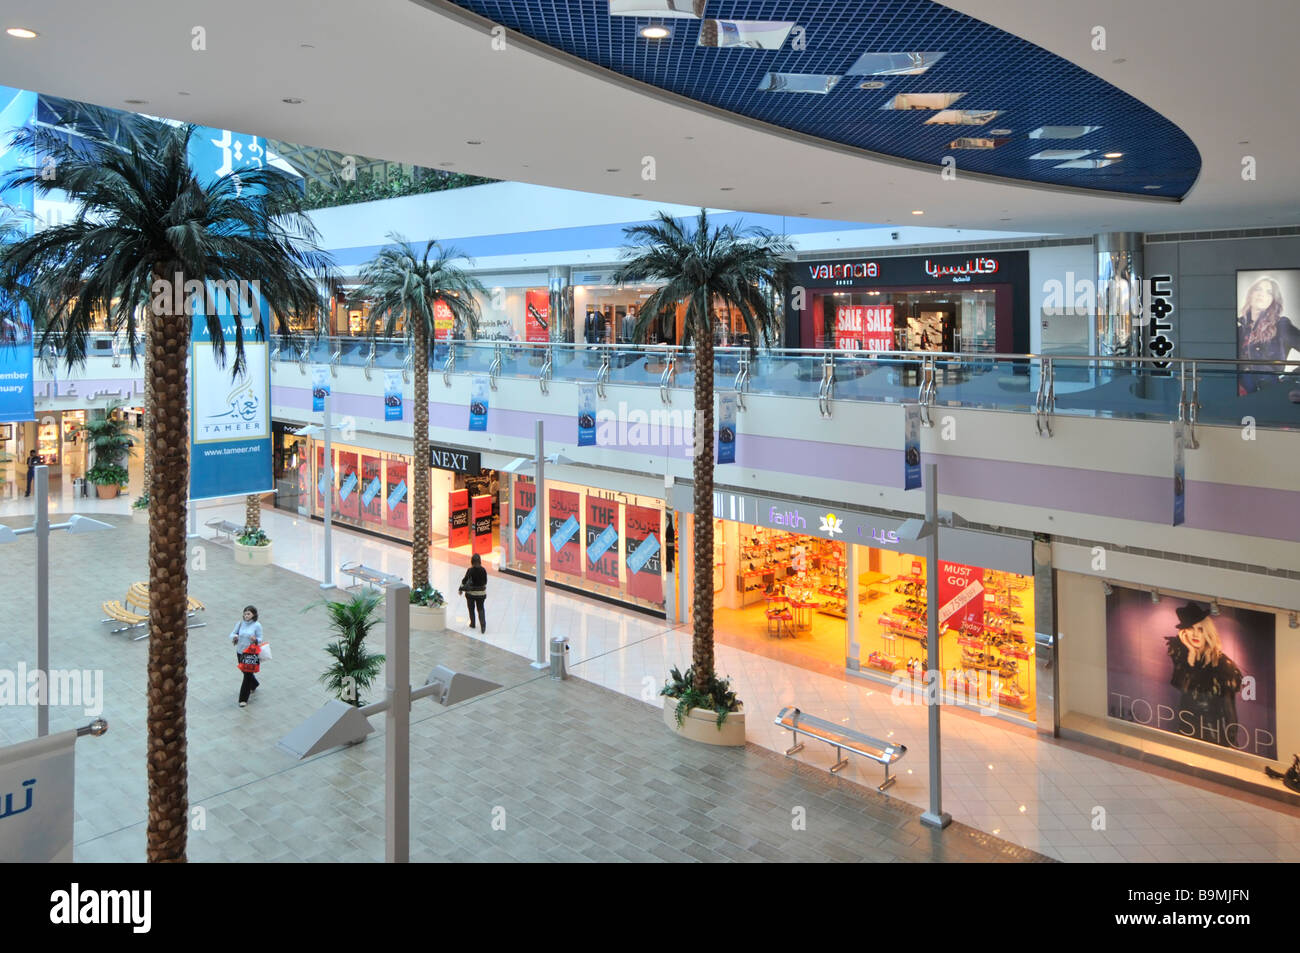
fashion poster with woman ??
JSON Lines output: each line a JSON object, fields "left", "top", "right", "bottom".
{"left": 1105, "top": 585, "right": 1277, "bottom": 760}
{"left": 1236, "top": 270, "right": 1300, "bottom": 395}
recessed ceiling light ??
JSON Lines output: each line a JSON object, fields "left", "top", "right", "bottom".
{"left": 1238, "top": 140, "right": 1250, "bottom": 145}
{"left": 5, "top": 27, "right": 38, "bottom": 39}
{"left": 281, "top": 97, "right": 304, "bottom": 104}
{"left": 466, "top": 140, "right": 482, "bottom": 145}
{"left": 1103, "top": 151, "right": 1124, "bottom": 159}
{"left": 631, "top": 192, "right": 643, "bottom": 197}
{"left": 299, "top": 43, "right": 315, "bottom": 49}
{"left": 124, "top": 99, "right": 149, "bottom": 105}
{"left": 440, "top": 161, "right": 455, "bottom": 166}
{"left": 911, "top": 210, "right": 924, "bottom": 215}
{"left": 988, "top": 128, "right": 1012, "bottom": 136}
{"left": 1113, "top": 57, "right": 1126, "bottom": 63}
{"left": 819, "top": 201, "right": 832, "bottom": 205}
{"left": 999, "top": 217, "right": 1012, "bottom": 221}
{"left": 1143, "top": 184, "right": 1161, "bottom": 190}
{"left": 605, "top": 168, "right": 620, "bottom": 172}
{"left": 684, "top": 135, "right": 695, "bottom": 140}
{"left": 640, "top": 25, "right": 671, "bottom": 39}
{"left": 1055, "top": 158, "right": 1118, "bottom": 169}
{"left": 177, "top": 91, "right": 191, "bottom": 96}
{"left": 857, "top": 80, "right": 887, "bottom": 90}
{"left": 720, "top": 187, "right": 734, "bottom": 191}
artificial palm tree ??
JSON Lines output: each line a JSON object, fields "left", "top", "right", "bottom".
{"left": 0, "top": 109, "right": 332, "bottom": 862}
{"left": 352, "top": 234, "right": 484, "bottom": 590}
{"left": 314, "top": 589, "right": 387, "bottom": 707}
{"left": 612, "top": 209, "right": 791, "bottom": 696}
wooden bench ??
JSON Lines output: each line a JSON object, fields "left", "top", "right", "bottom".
{"left": 101, "top": 600, "right": 148, "bottom": 636}
{"left": 205, "top": 518, "right": 244, "bottom": 544}
{"left": 774, "top": 706, "right": 907, "bottom": 792}
{"left": 112, "top": 583, "right": 207, "bottom": 640}
{"left": 339, "top": 562, "right": 402, "bottom": 591}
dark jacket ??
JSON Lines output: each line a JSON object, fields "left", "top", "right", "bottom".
{"left": 1238, "top": 313, "right": 1300, "bottom": 393}
{"left": 1165, "top": 636, "right": 1242, "bottom": 747}
{"left": 460, "top": 565, "right": 488, "bottom": 597}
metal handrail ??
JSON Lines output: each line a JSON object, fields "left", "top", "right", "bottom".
{"left": 363, "top": 340, "right": 377, "bottom": 381}
{"left": 1035, "top": 358, "right": 1055, "bottom": 438}
{"left": 659, "top": 348, "right": 677, "bottom": 404}
{"left": 734, "top": 353, "right": 751, "bottom": 411}
{"left": 489, "top": 344, "right": 502, "bottom": 391}
{"left": 329, "top": 342, "right": 342, "bottom": 377}
{"left": 817, "top": 353, "right": 835, "bottom": 418}
{"left": 401, "top": 347, "right": 412, "bottom": 384}
{"left": 596, "top": 346, "right": 611, "bottom": 399}
{"left": 442, "top": 345, "right": 456, "bottom": 387}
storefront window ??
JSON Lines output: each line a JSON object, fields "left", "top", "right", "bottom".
{"left": 815, "top": 289, "right": 997, "bottom": 352}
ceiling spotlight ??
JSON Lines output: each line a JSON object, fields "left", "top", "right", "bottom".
{"left": 1143, "top": 184, "right": 1161, "bottom": 190}
{"left": 1209, "top": 600, "right": 1221, "bottom": 617}
{"left": 177, "top": 91, "right": 191, "bottom": 96}
{"left": 858, "top": 80, "right": 887, "bottom": 90}
{"left": 1102, "top": 581, "right": 1113, "bottom": 596}
{"left": 124, "top": 99, "right": 149, "bottom": 105}
{"left": 911, "top": 210, "right": 924, "bottom": 215}
{"left": 281, "top": 97, "right": 304, "bottom": 104}
{"left": 466, "top": 140, "right": 482, "bottom": 145}
{"left": 820, "top": 200, "right": 832, "bottom": 205}
{"left": 5, "top": 27, "right": 38, "bottom": 39}
{"left": 988, "top": 128, "right": 1012, "bottom": 136}
{"left": 1103, "top": 151, "right": 1124, "bottom": 159}
{"left": 1290, "top": 612, "right": 1299, "bottom": 629}
{"left": 640, "top": 25, "right": 671, "bottom": 39}
{"left": 720, "top": 186, "right": 734, "bottom": 191}
{"left": 605, "top": 168, "right": 620, "bottom": 172}
{"left": 1150, "top": 589, "right": 1161, "bottom": 604}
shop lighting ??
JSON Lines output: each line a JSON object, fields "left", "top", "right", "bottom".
{"left": 911, "top": 210, "right": 924, "bottom": 215}
{"left": 1150, "top": 589, "right": 1161, "bottom": 603}
{"left": 1101, "top": 581, "right": 1113, "bottom": 596}
{"left": 640, "top": 25, "right": 671, "bottom": 39}
{"left": 5, "top": 27, "right": 38, "bottom": 38}
{"left": 1103, "top": 152, "right": 1124, "bottom": 159}
{"left": 1209, "top": 599, "right": 1221, "bottom": 617}
{"left": 1290, "top": 612, "right": 1299, "bottom": 629}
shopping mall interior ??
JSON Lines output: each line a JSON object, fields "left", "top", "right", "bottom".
{"left": 1, "top": 0, "right": 1299, "bottom": 891}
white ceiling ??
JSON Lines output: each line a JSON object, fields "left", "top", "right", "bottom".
{"left": 0, "top": 0, "right": 1296, "bottom": 235}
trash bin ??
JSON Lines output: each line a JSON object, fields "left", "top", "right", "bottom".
{"left": 549, "top": 636, "right": 569, "bottom": 681}
{"left": 73, "top": 477, "right": 86, "bottom": 498}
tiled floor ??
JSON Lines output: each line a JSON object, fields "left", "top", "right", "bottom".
{"left": 2, "top": 493, "right": 1298, "bottom": 862}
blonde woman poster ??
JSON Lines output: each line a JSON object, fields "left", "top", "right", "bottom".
{"left": 1236, "top": 270, "right": 1300, "bottom": 394}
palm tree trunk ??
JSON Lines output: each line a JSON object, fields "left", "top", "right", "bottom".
{"left": 411, "top": 321, "right": 430, "bottom": 590}
{"left": 692, "top": 329, "right": 716, "bottom": 694}
{"left": 145, "top": 266, "right": 190, "bottom": 862}
{"left": 142, "top": 323, "right": 153, "bottom": 500}
{"left": 244, "top": 493, "right": 262, "bottom": 531}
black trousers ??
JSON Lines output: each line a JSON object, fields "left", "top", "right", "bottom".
{"left": 239, "top": 669, "right": 260, "bottom": 703}
{"left": 25, "top": 470, "right": 34, "bottom": 496}
{"left": 465, "top": 594, "right": 486, "bottom": 632}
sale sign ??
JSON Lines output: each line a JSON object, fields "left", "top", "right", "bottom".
{"left": 360, "top": 455, "right": 383, "bottom": 524}
{"left": 471, "top": 494, "right": 493, "bottom": 555}
{"left": 586, "top": 496, "right": 621, "bottom": 588}
{"left": 316, "top": 444, "right": 328, "bottom": 512}
{"left": 513, "top": 480, "right": 538, "bottom": 566}
{"left": 337, "top": 450, "right": 359, "bottom": 520}
{"left": 938, "top": 561, "right": 985, "bottom": 629}
{"left": 525, "top": 289, "right": 550, "bottom": 343}
{"left": 386, "top": 459, "right": 408, "bottom": 530}
{"left": 549, "top": 489, "right": 582, "bottom": 578}
{"left": 624, "top": 505, "right": 662, "bottom": 604}
{"left": 835, "top": 304, "right": 894, "bottom": 352}
{"left": 434, "top": 299, "right": 454, "bottom": 341}
{"left": 449, "top": 489, "right": 470, "bottom": 548}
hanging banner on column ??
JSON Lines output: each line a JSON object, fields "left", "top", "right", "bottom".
{"left": 337, "top": 450, "right": 359, "bottom": 520}
{"left": 625, "top": 504, "right": 663, "bottom": 604}
{"left": 903, "top": 404, "right": 922, "bottom": 490}
{"left": 0, "top": 729, "right": 76, "bottom": 863}
{"left": 578, "top": 383, "right": 597, "bottom": 447}
{"left": 383, "top": 370, "right": 403, "bottom": 422}
{"left": 471, "top": 494, "right": 493, "bottom": 555}
{"left": 360, "top": 454, "right": 383, "bottom": 524}
{"left": 585, "top": 496, "right": 621, "bottom": 588}
{"left": 449, "top": 488, "right": 470, "bottom": 547}
{"left": 311, "top": 365, "right": 329, "bottom": 413}
{"left": 513, "top": 479, "right": 537, "bottom": 566}
{"left": 386, "top": 459, "right": 409, "bottom": 530}
{"left": 1173, "top": 422, "right": 1186, "bottom": 526}
{"left": 525, "top": 289, "right": 550, "bottom": 343}
{"left": 468, "top": 375, "right": 489, "bottom": 432}
{"left": 717, "top": 394, "right": 737, "bottom": 464}
{"left": 937, "top": 561, "right": 985, "bottom": 629}
{"left": 550, "top": 488, "right": 582, "bottom": 578}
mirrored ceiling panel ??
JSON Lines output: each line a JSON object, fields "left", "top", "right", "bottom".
{"left": 609, "top": 0, "right": 703, "bottom": 18}
{"left": 925, "top": 109, "right": 1000, "bottom": 125}
{"left": 699, "top": 20, "right": 795, "bottom": 49}
{"left": 1029, "top": 149, "right": 1092, "bottom": 160}
{"left": 880, "top": 91, "right": 966, "bottom": 110}
{"left": 1028, "top": 125, "right": 1102, "bottom": 139}
{"left": 1055, "top": 158, "right": 1118, "bottom": 169}
{"left": 949, "top": 137, "right": 1009, "bottom": 149}
{"left": 847, "top": 51, "right": 947, "bottom": 75}
{"left": 758, "top": 73, "right": 842, "bottom": 94}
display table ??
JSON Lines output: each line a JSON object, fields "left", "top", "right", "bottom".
{"left": 789, "top": 599, "right": 818, "bottom": 632}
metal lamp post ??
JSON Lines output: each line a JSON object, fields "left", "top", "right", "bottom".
{"left": 0, "top": 465, "right": 113, "bottom": 737}
{"left": 294, "top": 390, "right": 337, "bottom": 590}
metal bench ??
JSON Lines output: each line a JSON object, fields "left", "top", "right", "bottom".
{"left": 205, "top": 518, "right": 244, "bottom": 544}
{"left": 774, "top": 706, "right": 907, "bottom": 792}
{"left": 339, "top": 562, "right": 402, "bottom": 591}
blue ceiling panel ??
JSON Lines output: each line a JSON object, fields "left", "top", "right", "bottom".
{"left": 440, "top": 0, "right": 1200, "bottom": 197}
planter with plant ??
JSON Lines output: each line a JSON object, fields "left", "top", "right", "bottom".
{"left": 408, "top": 585, "right": 447, "bottom": 633}
{"left": 313, "top": 590, "right": 386, "bottom": 707}
{"left": 659, "top": 665, "right": 746, "bottom": 746}
{"left": 79, "top": 408, "right": 134, "bottom": 499}
{"left": 234, "top": 526, "right": 273, "bottom": 566}
{"left": 131, "top": 492, "right": 149, "bottom": 523}
{"left": 87, "top": 462, "right": 130, "bottom": 499}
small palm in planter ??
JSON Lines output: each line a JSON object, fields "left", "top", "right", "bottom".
{"left": 660, "top": 665, "right": 745, "bottom": 746}
{"left": 314, "top": 590, "right": 386, "bottom": 707}
{"left": 79, "top": 408, "right": 134, "bottom": 499}
{"left": 409, "top": 584, "right": 447, "bottom": 633}
{"left": 234, "top": 526, "right": 273, "bottom": 566}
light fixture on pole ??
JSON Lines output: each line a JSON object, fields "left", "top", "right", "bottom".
{"left": 294, "top": 392, "right": 338, "bottom": 590}
{"left": 0, "top": 466, "right": 113, "bottom": 737}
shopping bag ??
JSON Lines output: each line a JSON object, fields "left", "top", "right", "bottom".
{"left": 259, "top": 642, "right": 272, "bottom": 662}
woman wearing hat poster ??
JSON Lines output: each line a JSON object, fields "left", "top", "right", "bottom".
{"left": 1166, "top": 602, "right": 1244, "bottom": 749}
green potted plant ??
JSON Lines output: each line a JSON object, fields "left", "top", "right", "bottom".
{"left": 409, "top": 584, "right": 446, "bottom": 633}
{"left": 313, "top": 590, "right": 386, "bottom": 707}
{"left": 131, "top": 492, "right": 149, "bottom": 524}
{"left": 659, "top": 665, "right": 745, "bottom": 747}
{"left": 79, "top": 408, "right": 134, "bottom": 499}
{"left": 234, "top": 526, "right": 273, "bottom": 566}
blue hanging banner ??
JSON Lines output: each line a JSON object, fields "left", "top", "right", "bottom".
{"left": 0, "top": 87, "right": 37, "bottom": 426}
{"left": 515, "top": 506, "right": 538, "bottom": 547}
{"left": 903, "top": 404, "right": 922, "bottom": 491}
{"left": 1173, "top": 422, "right": 1186, "bottom": 526}
{"left": 339, "top": 471, "right": 358, "bottom": 501}
{"left": 387, "top": 479, "right": 407, "bottom": 510}
{"left": 361, "top": 476, "right": 382, "bottom": 507}
{"left": 383, "top": 370, "right": 403, "bottom": 421}
{"left": 587, "top": 523, "right": 619, "bottom": 565}
{"left": 312, "top": 365, "right": 330, "bottom": 413}
{"left": 468, "top": 375, "right": 489, "bottom": 431}
{"left": 552, "top": 514, "right": 580, "bottom": 552}
{"left": 717, "top": 394, "right": 737, "bottom": 464}
{"left": 578, "top": 383, "right": 596, "bottom": 447}
{"left": 627, "top": 533, "right": 661, "bottom": 575}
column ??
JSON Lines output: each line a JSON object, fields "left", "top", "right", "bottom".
{"left": 547, "top": 266, "right": 573, "bottom": 345}
{"left": 1094, "top": 232, "right": 1144, "bottom": 360}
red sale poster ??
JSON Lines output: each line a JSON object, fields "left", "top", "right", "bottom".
{"left": 337, "top": 450, "right": 359, "bottom": 520}
{"left": 471, "top": 494, "right": 493, "bottom": 555}
{"left": 434, "top": 299, "right": 454, "bottom": 341}
{"left": 513, "top": 479, "right": 536, "bottom": 566}
{"left": 549, "top": 488, "right": 581, "bottom": 578}
{"left": 449, "top": 489, "right": 470, "bottom": 547}
{"left": 360, "top": 454, "right": 383, "bottom": 525}
{"left": 386, "top": 458, "right": 409, "bottom": 530}
{"left": 585, "top": 496, "right": 621, "bottom": 588}
{"left": 525, "top": 289, "right": 550, "bottom": 343}
{"left": 624, "top": 505, "right": 663, "bottom": 604}
{"left": 835, "top": 304, "right": 894, "bottom": 352}
{"left": 938, "top": 561, "right": 985, "bottom": 630}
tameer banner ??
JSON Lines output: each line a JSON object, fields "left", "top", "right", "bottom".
{"left": 937, "top": 561, "right": 985, "bottom": 630}
{"left": 585, "top": 496, "right": 621, "bottom": 588}
{"left": 1173, "top": 422, "right": 1186, "bottom": 526}
{"left": 311, "top": 365, "right": 329, "bottom": 413}
{"left": 360, "top": 454, "right": 383, "bottom": 524}
{"left": 717, "top": 393, "right": 737, "bottom": 465}
{"left": 525, "top": 289, "right": 550, "bottom": 343}
{"left": 449, "top": 488, "right": 470, "bottom": 547}
{"left": 468, "top": 375, "right": 489, "bottom": 432}
{"left": 471, "top": 494, "right": 494, "bottom": 555}
{"left": 0, "top": 87, "right": 36, "bottom": 426}
{"left": 0, "top": 729, "right": 76, "bottom": 862}
{"left": 337, "top": 450, "right": 359, "bottom": 520}
{"left": 383, "top": 370, "right": 403, "bottom": 422}
{"left": 578, "top": 383, "right": 596, "bottom": 447}
{"left": 386, "top": 458, "right": 409, "bottom": 530}
{"left": 903, "top": 403, "right": 922, "bottom": 490}
{"left": 550, "top": 488, "right": 582, "bottom": 578}
{"left": 625, "top": 504, "right": 663, "bottom": 604}
{"left": 1106, "top": 585, "right": 1276, "bottom": 760}
{"left": 513, "top": 479, "right": 538, "bottom": 566}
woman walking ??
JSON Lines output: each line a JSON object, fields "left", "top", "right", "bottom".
{"left": 230, "top": 605, "right": 264, "bottom": 707}
{"left": 459, "top": 554, "right": 488, "bottom": 634}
